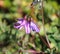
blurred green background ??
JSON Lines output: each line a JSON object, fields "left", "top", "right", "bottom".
{"left": 0, "top": 0, "right": 60, "bottom": 54}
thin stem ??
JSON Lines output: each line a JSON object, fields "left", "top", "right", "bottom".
{"left": 37, "top": 33, "right": 50, "bottom": 48}
{"left": 41, "top": 0, "right": 50, "bottom": 48}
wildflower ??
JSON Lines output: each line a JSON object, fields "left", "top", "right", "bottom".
{"left": 14, "top": 16, "right": 40, "bottom": 34}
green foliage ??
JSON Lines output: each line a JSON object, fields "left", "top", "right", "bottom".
{"left": 0, "top": 0, "right": 60, "bottom": 54}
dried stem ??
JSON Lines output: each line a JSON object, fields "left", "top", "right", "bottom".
{"left": 37, "top": 33, "right": 50, "bottom": 48}
{"left": 41, "top": 0, "right": 50, "bottom": 48}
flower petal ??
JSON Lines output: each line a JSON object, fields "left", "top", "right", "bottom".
{"left": 17, "top": 18, "right": 23, "bottom": 24}
{"left": 14, "top": 23, "right": 20, "bottom": 26}
{"left": 14, "top": 23, "right": 23, "bottom": 29}
{"left": 25, "top": 22, "right": 30, "bottom": 34}
{"left": 20, "top": 20, "right": 26, "bottom": 25}
{"left": 30, "top": 22, "right": 40, "bottom": 32}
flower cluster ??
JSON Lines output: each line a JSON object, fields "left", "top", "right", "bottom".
{"left": 14, "top": 16, "right": 40, "bottom": 34}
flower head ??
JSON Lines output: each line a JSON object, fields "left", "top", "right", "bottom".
{"left": 14, "top": 16, "right": 40, "bottom": 34}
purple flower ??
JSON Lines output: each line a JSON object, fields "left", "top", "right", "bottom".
{"left": 14, "top": 18, "right": 40, "bottom": 34}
